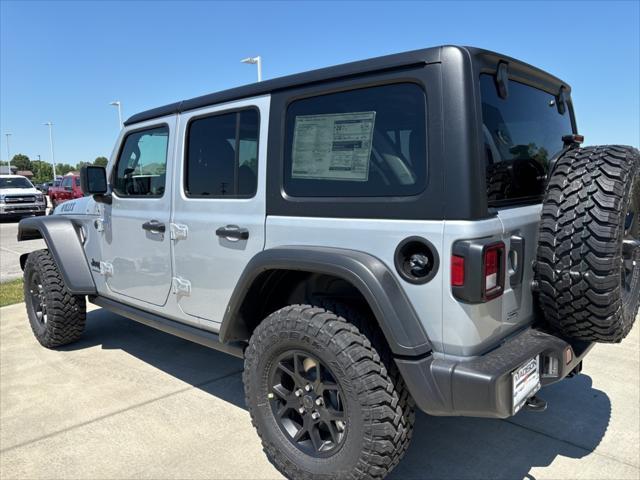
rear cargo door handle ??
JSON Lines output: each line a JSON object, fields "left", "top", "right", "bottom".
{"left": 142, "top": 220, "right": 166, "bottom": 233}
{"left": 216, "top": 225, "right": 249, "bottom": 240}
{"left": 509, "top": 235, "right": 525, "bottom": 287}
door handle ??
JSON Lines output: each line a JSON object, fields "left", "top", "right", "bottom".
{"left": 216, "top": 225, "right": 249, "bottom": 240}
{"left": 142, "top": 220, "right": 166, "bottom": 233}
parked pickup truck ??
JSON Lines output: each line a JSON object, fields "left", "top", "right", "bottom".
{"left": 0, "top": 175, "right": 46, "bottom": 218}
{"left": 48, "top": 174, "right": 83, "bottom": 209}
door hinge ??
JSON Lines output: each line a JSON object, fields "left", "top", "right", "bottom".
{"left": 99, "top": 261, "right": 113, "bottom": 277}
{"left": 172, "top": 276, "right": 191, "bottom": 296}
{"left": 170, "top": 223, "right": 188, "bottom": 241}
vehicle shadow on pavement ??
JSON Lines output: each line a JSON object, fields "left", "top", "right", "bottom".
{"left": 391, "top": 372, "right": 611, "bottom": 479}
{"left": 62, "top": 308, "right": 247, "bottom": 408}
{"left": 68, "top": 309, "right": 611, "bottom": 480}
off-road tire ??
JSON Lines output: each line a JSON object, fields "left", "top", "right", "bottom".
{"left": 243, "top": 304, "right": 414, "bottom": 480}
{"left": 536, "top": 145, "right": 640, "bottom": 342}
{"left": 315, "top": 299, "right": 415, "bottom": 459}
{"left": 24, "top": 249, "right": 86, "bottom": 348}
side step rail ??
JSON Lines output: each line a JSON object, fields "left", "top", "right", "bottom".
{"left": 89, "top": 296, "right": 245, "bottom": 359}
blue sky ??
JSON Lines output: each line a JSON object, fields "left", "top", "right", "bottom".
{"left": 1, "top": 1, "right": 638, "bottom": 167}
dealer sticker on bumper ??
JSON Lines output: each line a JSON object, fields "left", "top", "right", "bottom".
{"left": 512, "top": 356, "right": 541, "bottom": 414}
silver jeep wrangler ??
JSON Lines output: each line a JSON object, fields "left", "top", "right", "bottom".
{"left": 18, "top": 45, "right": 639, "bottom": 480}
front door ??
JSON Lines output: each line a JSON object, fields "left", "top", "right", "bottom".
{"left": 172, "top": 96, "right": 269, "bottom": 326}
{"left": 101, "top": 117, "right": 175, "bottom": 307}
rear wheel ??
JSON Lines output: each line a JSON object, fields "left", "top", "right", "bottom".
{"left": 536, "top": 145, "right": 640, "bottom": 342}
{"left": 244, "top": 304, "right": 414, "bottom": 480}
{"left": 24, "top": 249, "right": 86, "bottom": 348}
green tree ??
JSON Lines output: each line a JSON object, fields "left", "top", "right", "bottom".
{"left": 55, "top": 163, "right": 76, "bottom": 176}
{"left": 94, "top": 156, "right": 108, "bottom": 167}
{"left": 11, "top": 154, "right": 31, "bottom": 171}
{"left": 31, "top": 161, "right": 53, "bottom": 184}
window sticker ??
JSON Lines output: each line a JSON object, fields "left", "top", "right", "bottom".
{"left": 291, "top": 111, "right": 376, "bottom": 181}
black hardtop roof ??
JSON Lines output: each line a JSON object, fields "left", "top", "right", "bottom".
{"left": 124, "top": 45, "right": 566, "bottom": 126}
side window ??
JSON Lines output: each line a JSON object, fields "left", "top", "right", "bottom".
{"left": 61, "top": 177, "right": 72, "bottom": 188}
{"left": 185, "top": 108, "right": 259, "bottom": 198}
{"left": 75, "top": 177, "right": 81, "bottom": 187}
{"left": 284, "top": 83, "right": 427, "bottom": 197}
{"left": 112, "top": 126, "right": 169, "bottom": 197}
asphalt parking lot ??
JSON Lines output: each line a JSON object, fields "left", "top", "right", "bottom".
{"left": 0, "top": 297, "right": 638, "bottom": 479}
{"left": 0, "top": 218, "right": 46, "bottom": 282}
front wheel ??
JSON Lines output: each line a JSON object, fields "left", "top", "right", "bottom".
{"left": 243, "top": 305, "right": 414, "bottom": 480}
{"left": 24, "top": 249, "right": 86, "bottom": 348}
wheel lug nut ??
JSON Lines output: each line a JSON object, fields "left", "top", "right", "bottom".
{"left": 315, "top": 397, "right": 324, "bottom": 406}
{"left": 304, "top": 384, "right": 312, "bottom": 392}
{"left": 298, "top": 407, "right": 305, "bottom": 414}
{"left": 311, "top": 411, "right": 320, "bottom": 420}
{"left": 294, "top": 389, "right": 303, "bottom": 397}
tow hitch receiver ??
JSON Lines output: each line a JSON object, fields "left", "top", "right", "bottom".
{"left": 524, "top": 395, "right": 548, "bottom": 412}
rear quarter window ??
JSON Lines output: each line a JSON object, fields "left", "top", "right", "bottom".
{"left": 283, "top": 83, "right": 427, "bottom": 197}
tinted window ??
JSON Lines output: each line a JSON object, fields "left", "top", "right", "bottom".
{"left": 284, "top": 83, "right": 427, "bottom": 197}
{"left": 75, "top": 177, "right": 80, "bottom": 187}
{"left": 185, "top": 109, "right": 259, "bottom": 197}
{"left": 480, "top": 74, "right": 574, "bottom": 206}
{"left": 113, "top": 126, "right": 169, "bottom": 197}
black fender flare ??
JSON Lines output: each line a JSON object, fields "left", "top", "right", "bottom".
{"left": 18, "top": 216, "right": 97, "bottom": 295}
{"left": 219, "top": 246, "right": 432, "bottom": 357}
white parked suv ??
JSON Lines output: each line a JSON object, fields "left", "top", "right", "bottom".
{"left": 0, "top": 175, "right": 46, "bottom": 219}
{"left": 17, "top": 46, "right": 640, "bottom": 479}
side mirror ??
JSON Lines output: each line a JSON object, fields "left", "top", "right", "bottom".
{"left": 80, "top": 165, "right": 108, "bottom": 195}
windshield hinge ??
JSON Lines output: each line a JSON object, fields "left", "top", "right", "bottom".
{"left": 172, "top": 277, "right": 191, "bottom": 297}
{"left": 170, "top": 223, "right": 188, "bottom": 241}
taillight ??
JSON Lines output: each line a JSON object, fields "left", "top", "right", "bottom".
{"left": 482, "top": 242, "right": 505, "bottom": 299}
{"left": 451, "top": 255, "right": 465, "bottom": 286}
{"left": 451, "top": 239, "right": 506, "bottom": 303}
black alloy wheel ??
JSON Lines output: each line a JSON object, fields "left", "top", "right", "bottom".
{"left": 268, "top": 350, "right": 346, "bottom": 457}
{"left": 622, "top": 178, "right": 640, "bottom": 304}
{"left": 27, "top": 269, "right": 48, "bottom": 326}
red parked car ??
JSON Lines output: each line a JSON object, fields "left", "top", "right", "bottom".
{"left": 49, "top": 175, "right": 83, "bottom": 209}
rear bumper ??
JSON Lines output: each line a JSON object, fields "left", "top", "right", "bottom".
{"left": 395, "top": 328, "right": 593, "bottom": 419}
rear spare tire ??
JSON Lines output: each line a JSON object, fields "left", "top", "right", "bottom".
{"left": 536, "top": 145, "right": 640, "bottom": 342}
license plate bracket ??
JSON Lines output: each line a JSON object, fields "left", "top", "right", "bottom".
{"left": 512, "top": 356, "right": 540, "bottom": 414}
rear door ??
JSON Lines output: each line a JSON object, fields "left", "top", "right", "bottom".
{"left": 171, "top": 96, "right": 269, "bottom": 327}
{"left": 100, "top": 117, "right": 175, "bottom": 307}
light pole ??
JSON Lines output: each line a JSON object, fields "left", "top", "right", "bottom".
{"left": 36, "top": 154, "right": 41, "bottom": 181}
{"left": 110, "top": 101, "right": 123, "bottom": 129}
{"left": 4, "top": 133, "right": 11, "bottom": 172}
{"left": 241, "top": 56, "right": 262, "bottom": 82}
{"left": 43, "top": 122, "right": 57, "bottom": 180}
